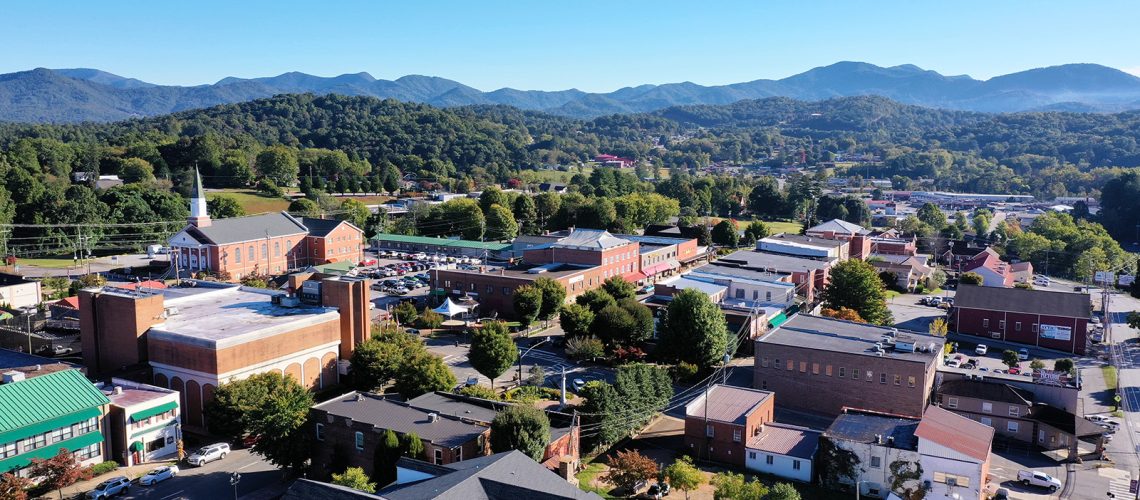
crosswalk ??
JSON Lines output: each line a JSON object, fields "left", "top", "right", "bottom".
{"left": 1100, "top": 467, "right": 1132, "bottom": 499}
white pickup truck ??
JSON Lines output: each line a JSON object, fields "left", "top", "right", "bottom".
{"left": 1017, "top": 470, "right": 1061, "bottom": 491}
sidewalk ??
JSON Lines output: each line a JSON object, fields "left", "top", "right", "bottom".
{"left": 1080, "top": 365, "right": 1115, "bottom": 417}
{"left": 57, "top": 460, "right": 176, "bottom": 499}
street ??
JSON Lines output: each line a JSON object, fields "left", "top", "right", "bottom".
{"left": 65, "top": 450, "right": 283, "bottom": 500}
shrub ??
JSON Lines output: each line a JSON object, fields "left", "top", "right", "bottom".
{"left": 90, "top": 461, "right": 119, "bottom": 476}
{"left": 673, "top": 362, "right": 699, "bottom": 382}
{"left": 565, "top": 335, "right": 605, "bottom": 361}
{"left": 458, "top": 384, "right": 499, "bottom": 400}
{"left": 503, "top": 386, "right": 561, "bottom": 402}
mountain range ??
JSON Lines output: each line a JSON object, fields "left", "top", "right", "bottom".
{"left": 3, "top": 61, "right": 1140, "bottom": 123}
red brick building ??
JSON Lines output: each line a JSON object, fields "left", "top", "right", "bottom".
{"left": 714, "top": 250, "right": 830, "bottom": 303}
{"left": 169, "top": 169, "right": 364, "bottom": 281}
{"left": 951, "top": 285, "right": 1091, "bottom": 354}
{"left": 683, "top": 385, "right": 775, "bottom": 467}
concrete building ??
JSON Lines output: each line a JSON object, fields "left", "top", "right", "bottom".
{"left": 911, "top": 191, "right": 1034, "bottom": 205}
{"left": 821, "top": 410, "right": 921, "bottom": 499}
{"left": 915, "top": 406, "right": 994, "bottom": 500}
{"left": 79, "top": 279, "right": 369, "bottom": 428}
{"left": 169, "top": 169, "right": 364, "bottom": 280}
{"left": 683, "top": 385, "right": 774, "bottom": 467}
{"left": 758, "top": 233, "right": 848, "bottom": 261}
{"left": 370, "top": 233, "right": 513, "bottom": 261}
{"left": 309, "top": 392, "right": 490, "bottom": 480}
{"left": 753, "top": 315, "right": 943, "bottom": 418}
{"left": 0, "top": 369, "right": 110, "bottom": 477}
{"left": 686, "top": 264, "right": 796, "bottom": 308}
{"left": 951, "top": 285, "right": 1091, "bottom": 354}
{"left": 715, "top": 250, "right": 831, "bottom": 303}
{"left": 0, "top": 273, "right": 42, "bottom": 309}
{"left": 100, "top": 378, "right": 180, "bottom": 467}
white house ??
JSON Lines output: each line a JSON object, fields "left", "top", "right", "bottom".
{"left": 101, "top": 378, "right": 181, "bottom": 466}
{"left": 822, "top": 411, "right": 922, "bottom": 499}
{"left": 0, "top": 273, "right": 42, "bottom": 309}
{"left": 914, "top": 407, "right": 994, "bottom": 500}
{"left": 745, "top": 423, "right": 820, "bottom": 482}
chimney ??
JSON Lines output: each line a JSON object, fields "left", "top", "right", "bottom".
{"left": 2, "top": 371, "right": 25, "bottom": 384}
{"left": 875, "top": 434, "right": 882, "bottom": 445}
{"left": 887, "top": 436, "right": 895, "bottom": 446}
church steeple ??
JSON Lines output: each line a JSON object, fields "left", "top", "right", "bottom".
{"left": 188, "top": 167, "right": 211, "bottom": 227}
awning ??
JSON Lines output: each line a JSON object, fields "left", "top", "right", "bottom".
{"left": 623, "top": 271, "right": 647, "bottom": 282}
{"left": 129, "top": 401, "right": 178, "bottom": 423}
{"left": 0, "top": 407, "right": 101, "bottom": 445}
{"left": 0, "top": 431, "right": 103, "bottom": 473}
{"left": 130, "top": 441, "right": 144, "bottom": 452}
{"left": 768, "top": 312, "right": 789, "bottom": 329}
{"left": 643, "top": 263, "right": 668, "bottom": 276}
{"left": 430, "top": 289, "right": 447, "bottom": 296}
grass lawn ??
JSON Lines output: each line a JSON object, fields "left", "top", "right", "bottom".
{"left": 884, "top": 290, "right": 902, "bottom": 300}
{"left": 334, "top": 195, "right": 391, "bottom": 205}
{"left": 207, "top": 189, "right": 290, "bottom": 214}
{"left": 1103, "top": 365, "right": 1118, "bottom": 389}
{"left": 6, "top": 257, "right": 82, "bottom": 268}
{"left": 766, "top": 220, "right": 803, "bottom": 234}
{"left": 575, "top": 459, "right": 615, "bottom": 499}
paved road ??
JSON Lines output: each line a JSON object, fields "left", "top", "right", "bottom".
{"left": 108, "top": 450, "right": 283, "bottom": 500}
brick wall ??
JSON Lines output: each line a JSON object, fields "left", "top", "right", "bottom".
{"left": 953, "top": 307, "right": 1088, "bottom": 354}
{"left": 682, "top": 397, "right": 774, "bottom": 467}
{"left": 80, "top": 290, "right": 165, "bottom": 375}
{"left": 147, "top": 316, "right": 340, "bottom": 374}
{"left": 321, "top": 279, "right": 370, "bottom": 359}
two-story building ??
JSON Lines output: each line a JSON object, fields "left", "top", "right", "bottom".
{"left": 100, "top": 378, "right": 181, "bottom": 466}
{"left": 821, "top": 410, "right": 921, "bottom": 499}
{"left": 952, "top": 285, "right": 1091, "bottom": 354}
{"left": 914, "top": 406, "right": 994, "bottom": 500}
{"left": 714, "top": 250, "right": 831, "bottom": 303}
{"left": 682, "top": 385, "right": 774, "bottom": 467}
{"left": 758, "top": 233, "right": 849, "bottom": 262}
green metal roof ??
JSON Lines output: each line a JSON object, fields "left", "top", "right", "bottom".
{"left": 371, "top": 233, "right": 512, "bottom": 251}
{"left": 0, "top": 370, "right": 109, "bottom": 444}
{"left": 768, "top": 312, "right": 789, "bottom": 329}
{"left": 313, "top": 261, "right": 356, "bottom": 274}
{"left": 0, "top": 431, "right": 103, "bottom": 473}
{"left": 129, "top": 401, "right": 178, "bottom": 423}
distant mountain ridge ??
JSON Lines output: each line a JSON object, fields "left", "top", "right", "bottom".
{"left": 3, "top": 61, "right": 1140, "bottom": 122}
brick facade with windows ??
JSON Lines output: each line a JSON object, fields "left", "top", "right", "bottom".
{"left": 951, "top": 285, "right": 1090, "bottom": 354}
{"left": 683, "top": 385, "right": 774, "bottom": 467}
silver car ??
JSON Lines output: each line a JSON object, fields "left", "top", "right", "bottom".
{"left": 139, "top": 465, "right": 179, "bottom": 485}
{"left": 86, "top": 476, "right": 130, "bottom": 498}
{"left": 187, "top": 443, "right": 231, "bottom": 466}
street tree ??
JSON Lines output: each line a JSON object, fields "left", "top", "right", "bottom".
{"left": 603, "top": 450, "right": 659, "bottom": 494}
{"left": 960, "top": 272, "right": 984, "bottom": 286}
{"left": 659, "top": 289, "right": 731, "bottom": 368}
{"left": 489, "top": 405, "right": 551, "bottom": 461}
{"left": 559, "top": 303, "right": 594, "bottom": 338}
{"left": 821, "top": 307, "right": 865, "bottom": 323}
{"left": 0, "top": 472, "right": 31, "bottom": 500}
{"left": 1054, "top": 358, "right": 1075, "bottom": 373}
{"left": 601, "top": 276, "right": 637, "bottom": 300}
{"left": 469, "top": 321, "right": 518, "bottom": 390}
{"left": 664, "top": 456, "right": 704, "bottom": 500}
{"left": 478, "top": 186, "right": 509, "bottom": 215}
{"left": 1030, "top": 359, "right": 1046, "bottom": 371}
{"left": 533, "top": 277, "right": 567, "bottom": 322}
{"left": 232, "top": 372, "right": 314, "bottom": 471}
{"left": 576, "top": 288, "right": 616, "bottom": 313}
{"left": 711, "top": 471, "right": 769, "bottom": 500}
{"left": 565, "top": 335, "right": 605, "bottom": 361}
{"left": 512, "top": 285, "right": 543, "bottom": 328}
{"left": 331, "top": 467, "right": 376, "bottom": 494}
{"left": 1001, "top": 350, "right": 1021, "bottom": 369}
{"left": 620, "top": 298, "right": 655, "bottom": 344}
{"left": 349, "top": 330, "right": 422, "bottom": 391}
{"left": 821, "top": 259, "right": 893, "bottom": 326}
{"left": 591, "top": 304, "right": 634, "bottom": 346}
{"left": 392, "top": 350, "right": 456, "bottom": 398}
{"left": 27, "top": 449, "right": 91, "bottom": 500}
{"left": 393, "top": 301, "right": 419, "bottom": 326}
{"left": 928, "top": 317, "right": 949, "bottom": 337}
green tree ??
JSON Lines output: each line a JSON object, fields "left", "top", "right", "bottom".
{"left": 972, "top": 212, "right": 992, "bottom": 238}
{"left": 602, "top": 276, "right": 637, "bottom": 300}
{"left": 207, "top": 196, "right": 245, "bottom": 219}
{"left": 489, "top": 405, "right": 551, "bottom": 461}
{"left": 469, "top": 321, "right": 518, "bottom": 390}
{"left": 255, "top": 145, "right": 300, "bottom": 186}
{"left": 349, "top": 332, "right": 421, "bottom": 391}
{"left": 339, "top": 199, "right": 371, "bottom": 229}
{"left": 916, "top": 202, "right": 946, "bottom": 229}
{"left": 960, "top": 272, "right": 984, "bottom": 286}
{"left": 1054, "top": 358, "right": 1075, "bottom": 373}
{"left": 659, "top": 289, "right": 731, "bottom": 368}
{"left": 711, "top": 471, "right": 769, "bottom": 500}
{"left": 392, "top": 350, "right": 456, "bottom": 398}
{"left": 712, "top": 219, "right": 740, "bottom": 247}
{"left": 603, "top": 450, "right": 659, "bottom": 494}
{"left": 393, "top": 301, "right": 419, "bottom": 326}
{"left": 576, "top": 288, "right": 616, "bottom": 313}
{"left": 331, "top": 467, "right": 377, "bottom": 494}
{"left": 766, "top": 482, "right": 803, "bottom": 500}
{"left": 403, "top": 432, "right": 424, "bottom": 459}
{"left": 928, "top": 317, "right": 948, "bottom": 337}
{"left": 1129, "top": 311, "right": 1140, "bottom": 329}
{"left": 513, "top": 195, "right": 539, "bottom": 235}
{"left": 821, "top": 260, "right": 894, "bottom": 326}
{"left": 485, "top": 203, "right": 519, "bottom": 241}
{"left": 533, "top": 277, "right": 566, "bottom": 322}
{"left": 565, "top": 335, "right": 605, "bottom": 361}
{"left": 1001, "top": 350, "right": 1021, "bottom": 369}
{"left": 40, "top": 276, "right": 71, "bottom": 300}
{"left": 664, "top": 456, "right": 703, "bottom": 500}
{"left": 744, "top": 220, "right": 770, "bottom": 243}
{"left": 119, "top": 157, "right": 155, "bottom": 183}
{"left": 1030, "top": 359, "right": 1046, "bottom": 370}
{"left": 591, "top": 304, "right": 635, "bottom": 346}
{"left": 205, "top": 372, "right": 314, "bottom": 472}
{"left": 559, "top": 303, "right": 594, "bottom": 338}
{"left": 418, "top": 307, "right": 443, "bottom": 330}
{"left": 287, "top": 198, "right": 321, "bottom": 217}
{"left": 747, "top": 176, "right": 786, "bottom": 219}
{"left": 534, "top": 192, "right": 561, "bottom": 229}
{"left": 620, "top": 298, "right": 655, "bottom": 344}
{"left": 478, "top": 186, "right": 509, "bottom": 215}
{"left": 373, "top": 429, "right": 401, "bottom": 486}
{"left": 512, "top": 285, "right": 543, "bottom": 327}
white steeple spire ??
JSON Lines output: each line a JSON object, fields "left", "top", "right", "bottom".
{"left": 188, "top": 167, "right": 211, "bottom": 227}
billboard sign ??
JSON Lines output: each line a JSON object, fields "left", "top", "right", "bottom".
{"left": 1095, "top": 271, "right": 1115, "bottom": 284}
{"left": 1120, "top": 274, "right": 1135, "bottom": 287}
{"left": 1039, "top": 324, "right": 1072, "bottom": 341}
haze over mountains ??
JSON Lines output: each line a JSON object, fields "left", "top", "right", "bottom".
{"left": 3, "top": 61, "right": 1140, "bottom": 123}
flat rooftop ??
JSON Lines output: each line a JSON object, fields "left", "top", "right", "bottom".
{"left": 435, "top": 262, "right": 592, "bottom": 281}
{"left": 761, "top": 233, "right": 848, "bottom": 249}
{"left": 758, "top": 314, "right": 943, "bottom": 363}
{"left": 716, "top": 250, "right": 830, "bottom": 272}
{"left": 142, "top": 283, "right": 339, "bottom": 349}
{"left": 104, "top": 385, "right": 174, "bottom": 408}
{"left": 688, "top": 264, "right": 795, "bottom": 288}
{"left": 824, "top": 411, "right": 919, "bottom": 450}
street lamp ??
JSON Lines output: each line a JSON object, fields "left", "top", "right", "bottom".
{"left": 517, "top": 337, "right": 551, "bottom": 387}
{"left": 230, "top": 472, "right": 241, "bottom": 500}
{"left": 855, "top": 479, "right": 873, "bottom": 500}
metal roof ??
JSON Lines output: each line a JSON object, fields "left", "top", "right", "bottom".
{"left": 915, "top": 406, "right": 993, "bottom": 462}
{"left": 685, "top": 385, "right": 772, "bottom": 425}
{"left": 746, "top": 423, "right": 821, "bottom": 459}
{"left": 807, "top": 219, "right": 870, "bottom": 235}
{"left": 186, "top": 212, "right": 308, "bottom": 245}
{"left": 301, "top": 217, "right": 347, "bottom": 238}
{"left": 759, "top": 315, "right": 943, "bottom": 363}
{"left": 0, "top": 369, "right": 109, "bottom": 443}
{"left": 371, "top": 233, "right": 512, "bottom": 251}
{"left": 550, "top": 229, "right": 631, "bottom": 250}
{"left": 382, "top": 450, "right": 602, "bottom": 500}
{"left": 954, "top": 284, "right": 1090, "bottom": 318}
{"left": 313, "top": 392, "right": 487, "bottom": 448}
{"left": 716, "top": 250, "right": 830, "bottom": 272}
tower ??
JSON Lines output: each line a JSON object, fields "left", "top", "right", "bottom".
{"left": 188, "top": 167, "right": 211, "bottom": 228}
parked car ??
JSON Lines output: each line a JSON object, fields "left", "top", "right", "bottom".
{"left": 86, "top": 477, "right": 131, "bottom": 498}
{"left": 187, "top": 443, "right": 231, "bottom": 466}
{"left": 1017, "top": 348, "right": 1029, "bottom": 361}
{"left": 139, "top": 465, "right": 179, "bottom": 485}
{"left": 573, "top": 378, "right": 586, "bottom": 391}
{"left": 1087, "top": 414, "right": 1120, "bottom": 429}
{"left": 992, "top": 488, "right": 1009, "bottom": 500}
{"left": 975, "top": 344, "right": 988, "bottom": 355}
{"left": 639, "top": 285, "right": 655, "bottom": 294}
{"left": 1017, "top": 470, "right": 1061, "bottom": 492}
{"left": 36, "top": 345, "right": 73, "bottom": 356}
{"left": 945, "top": 359, "right": 961, "bottom": 368}
{"left": 646, "top": 481, "right": 670, "bottom": 498}
{"left": 1008, "top": 366, "right": 1021, "bottom": 375}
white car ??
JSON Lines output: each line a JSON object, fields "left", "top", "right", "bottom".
{"left": 945, "top": 359, "right": 961, "bottom": 368}
{"left": 1086, "top": 414, "right": 1120, "bottom": 429}
{"left": 1017, "top": 348, "right": 1029, "bottom": 360}
{"left": 86, "top": 476, "right": 131, "bottom": 498}
{"left": 573, "top": 378, "right": 587, "bottom": 391}
{"left": 975, "top": 344, "right": 988, "bottom": 355}
{"left": 187, "top": 443, "right": 230, "bottom": 466}
{"left": 139, "top": 465, "right": 179, "bottom": 485}
{"left": 1017, "top": 470, "right": 1061, "bottom": 492}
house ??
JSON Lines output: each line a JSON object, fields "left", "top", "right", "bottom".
{"left": 959, "top": 250, "right": 1015, "bottom": 287}
{"left": 868, "top": 254, "right": 933, "bottom": 292}
{"left": 821, "top": 410, "right": 921, "bottom": 499}
{"left": 80, "top": 278, "right": 370, "bottom": 427}
{"left": 914, "top": 406, "right": 994, "bottom": 500}
{"left": 537, "top": 183, "right": 567, "bottom": 193}
{"left": 683, "top": 385, "right": 775, "bottom": 468}
{"left": 0, "top": 273, "right": 42, "bottom": 309}
{"left": 753, "top": 315, "right": 944, "bottom": 418}
{"left": 168, "top": 169, "right": 364, "bottom": 280}
{"left": 0, "top": 369, "right": 110, "bottom": 477}
{"left": 745, "top": 423, "right": 820, "bottom": 483}
{"left": 868, "top": 232, "right": 918, "bottom": 257}
{"left": 100, "top": 378, "right": 181, "bottom": 467}
{"left": 1010, "top": 261, "right": 1034, "bottom": 283}
{"left": 940, "top": 242, "right": 991, "bottom": 269}
{"left": 404, "top": 391, "right": 580, "bottom": 470}
{"left": 951, "top": 284, "right": 1091, "bottom": 354}
{"left": 309, "top": 392, "right": 490, "bottom": 481}
{"left": 593, "top": 154, "right": 635, "bottom": 168}
{"left": 758, "top": 233, "right": 849, "bottom": 262}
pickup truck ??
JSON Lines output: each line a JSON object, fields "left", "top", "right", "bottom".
{"left": 1017, "top": 470, "right": 1061, "bottom": 491}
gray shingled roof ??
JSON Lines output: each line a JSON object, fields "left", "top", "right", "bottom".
{"left": 382, "top": 450, "right": 601, "bottom": 500}
{"left": 824, "top": 411, "right": 919, "bottom": 451}
{"left": 313, "top": 392, "right": 486, "bottom": 448}
{"left": 954, "top": 284, "right": 1090, "bottom": 318}
{"left": 282, "top": 479, "right": 382, "bottom": 500}
{"left": 302, "top": 217, "right": 348, "bottom": 238}
{"left": 188, "top": 212, "right": 308, "bottom": 245}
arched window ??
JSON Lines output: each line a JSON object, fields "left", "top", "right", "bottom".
{"left": 274, "top": 241, "right": 281, "bottom": 257}
{"left": 261, "top": 244, "right": 268, "bottom": 259}
{"left": 234, "top": 247, "right": 241, "bottom": 263}
{"left": 248, "top": 246, "right": 254, "bottom": 261}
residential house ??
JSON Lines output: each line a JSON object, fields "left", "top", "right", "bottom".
{"left": 914, "top": 406, "right": 994, "bottom": 500}
{"left": 960, "top": 250, "right": 1015, "bottom": 287}
{"left": 683, "top": 385, "right": 774, "bottom": 467}
{"left": 951, "top": 284, "right": 1091, "bottom": 354}
{"left": 100, "top": 378, "right": 180, "bottom": 466}
{"left": 745, "top": 423, "right": 820, "bottom": 483}
{"left": 869, "top": 254, "right": 933, "bottom": 292}
{"left": 0, "top": 369, "right": 110, "bottom": 477}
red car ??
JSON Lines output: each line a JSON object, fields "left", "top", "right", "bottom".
{"left": 359, "top": 259, "right": 377, "bottom": 266}
{"left": 1008, "top": 366, "right": 1021, "bottom": 375}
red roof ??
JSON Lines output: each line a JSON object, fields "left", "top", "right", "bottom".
{"left": 56, "top": 296, "right": 80, "bottom": 309}
{"left": 119, "top": 280, "right": 167, "bottom": 290}
{"left": 915, "top": 406, "right": 993, "bottom": 462}
{"left": 623, "top": 271, "right": 647, "bottom": 282}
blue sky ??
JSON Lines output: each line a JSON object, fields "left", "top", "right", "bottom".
{"left": 3, "top": 1, "right": 1138, "bottom": 92}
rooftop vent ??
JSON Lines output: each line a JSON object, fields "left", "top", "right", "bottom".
{"left": 1, "top": 371, "right": 25, "bottom": 384}
{"left": 163, "top": 307, "right": 180, "bottom": 318}
{"left": 428, "top": 413, "right": 439, "bottom": 423}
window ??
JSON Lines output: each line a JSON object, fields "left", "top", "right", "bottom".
{"left": 316, "top": 424, "right": 325, "bottom": 441}
{"left": 753, "top": 290, "right": 759, "bottom": 300}
{"left": 766, "top": 291, "right": 772, "bottom": 301}
{"left": 1015, "top": 322, "right": 1022, "bottom": 332}
{"left": 894, "top": 375, "right": 901, "bottom": 386}
{"left": 852, "top": 368, "right": 859, "bottom": 380}
{"left": 502, "top": 287, "right": 510, "bottom": 295}
{"left": 261, "top": 244, "right": 268, "bottom": 259}
{"left": 908, "top": 376, "right": 916, "bottom": 388}
{"left": 73, "top": 443, "right": 99, "bottom": 461}
{"left": 999, "top": 320, "right": 1006, "bottom": 330}
{"left": 799, "top": 362, "right": 806, "bottom": 373}
{"left": 455, "top": 446, "right": 462, "bottom": 461}
{"left": 234, "top": 247, "right": 241, "bottom": 263}
{"left": 826, "top": 365, "right": 833, "bottom": 376}
{"left": 23, "top": 433, "right": 46, "bottom": 452}
{"left": 435, "top": 449, "right": 443, "bottom": 465}
{"left": 773, "top": 358, "right": 780, "bottom": 368}
{"left": 982, "top": 402, "right": 993, "bottom": 413}
{"left": 761, "top": 357, "right": 769, "bottom": 368}
{"left": 1032, "top": 323, "right": 1038, "bottom": 333}
{"left": 983, "top": 318, "right": 989, "bottom": 328}
{"left": 274, "top": 241, "right": 281, "bottom": 257}
{"left": 1007, "top": 421, "right": 1019, "bottom": 433}
{"left": 77, "top": 418, "right": 96, "bottom": 434}
{"left": 733, "top": 429, "right": 741, "bottom": 442}
{"left": 486, "top": 285, "right": 493, "bottom": 294}
{"left": 1009, "top": 406, "right": 1020, "bottom": 417}
{"left": 865, "top": 370, "right": 873, "bottom": 382}
{"left": 749, "top": 451, "right": 756, "bottom": 460}
{"left": 354, "top": 432, "right": 364, "bottom": 451}
{"left": 248, "top": 246, "right": 254, "bottom": 261}
{"left": 0, "top": 442, "right": 16, "bottom": 459}
{"left": 947, "top": 397, "right": 958, "bottom": 408}
{"left": 870, "top": 456, "right": 881, "bottom": 468}
{"left": 792, "top": 460, "right": 801, "bottom": 470}
{"left": 838, "top": 367, "right": 846, "bottom": 378}
{"left": 766, "top": 455, "right": 774, "bottom": 465}
{"left": 735, "top": 289, "right": 744, "bottom": 299}
{"left": 880, "top": 373, "right": 887, "bottom": 384}
{"left": 933, "top": 472, "right": 970, "bottom": 487}
{"left": 706, "top": 425, "right": 715, "bottom": 438}
{"left": 786, "top": 360, "right": 793, "bottom": 370}
{"left": 812, "top": 363, "right": 819, "bottom": 375}
{"left": 980, "top": 417, "right": 993, "bottom": 426}
{"left": 286, "top": 240, "right": 292, "bottom": 254}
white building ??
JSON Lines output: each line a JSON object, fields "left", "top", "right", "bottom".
{"left": 914, "top": 407, "right": 993, "bottom": 500}
{"left": 101, "top": 378, "right": 181, "bottom": 466}
{"left": 745, "top": 423, "right": 820, "bottom": 482}
{"left": 822, "top": 411, "right": 922, "bottom": 499}
{"left": 757, "top": 233, "right": 847, "bottom": 262}
{"left": 0, "top": 273, "right": 42, "bottom": 309}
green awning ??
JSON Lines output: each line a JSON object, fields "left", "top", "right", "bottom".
{"left": 0, "top": 407, "right": 101, "bottom": 445}
{"left": 0, "top": 431, "right": 102, "bottom": 473}
{"left": 130, "top": 420, "right": 176, "bottom": 439}
{"left": 430, "top": 289, "right": 447, "bottom": 296}
{"left": 129, "top": 441, "right": 144, "bottom": 452}
{"left": 768, "top": 312, "right": 789, "bottom": 329}
{"left": 129, "top": 401, "right": 178, "bottom": 423}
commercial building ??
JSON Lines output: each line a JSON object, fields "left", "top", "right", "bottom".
{"left": 753, "top": 315, "right": 943, "bottom": 417}
{"left": 0, "top": 273, "right": 42, "bottom": 309}
{"left": 100, "top": 378, "right": 180, "bottom": 467}
{"left": 0, "top": 369, "right": 110, "bottom": 477}
{"left": 370, "top": 233, "right": 514, "bottom": 261}
{"left": 309, "top": 392, "right": 490, "bottom": 480}
{"left": 910, "top": 191, "right": 1034, "bottom": 206}
{"left": 80, "top": 278, "right": 369, "bottom": 428}
{"left": 821, "top": 410, "right": 921, "bottom": 499}
{"left": 715, "top": 250, "right": 831, "bottom": 303}
{"left": 169, "top": 169, "right": 364, "bottom": 280}
{"left": 951, "top": 285, "right": 1091, "bottom": 354}
{"left": 683, "top": 385, "right": 775, "bottom": 467}
{"left": 914, "top": 406, "right": 994, "bottom": 500}
{"left": 758, "top": 233, "right": 849, "bottom": 261}
{"left": 805, "top": 219, "right": 871, "bottom": 259}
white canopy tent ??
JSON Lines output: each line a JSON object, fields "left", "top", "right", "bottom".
{"left": 433, "top": 298, "right": 471, "bottom": 318}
